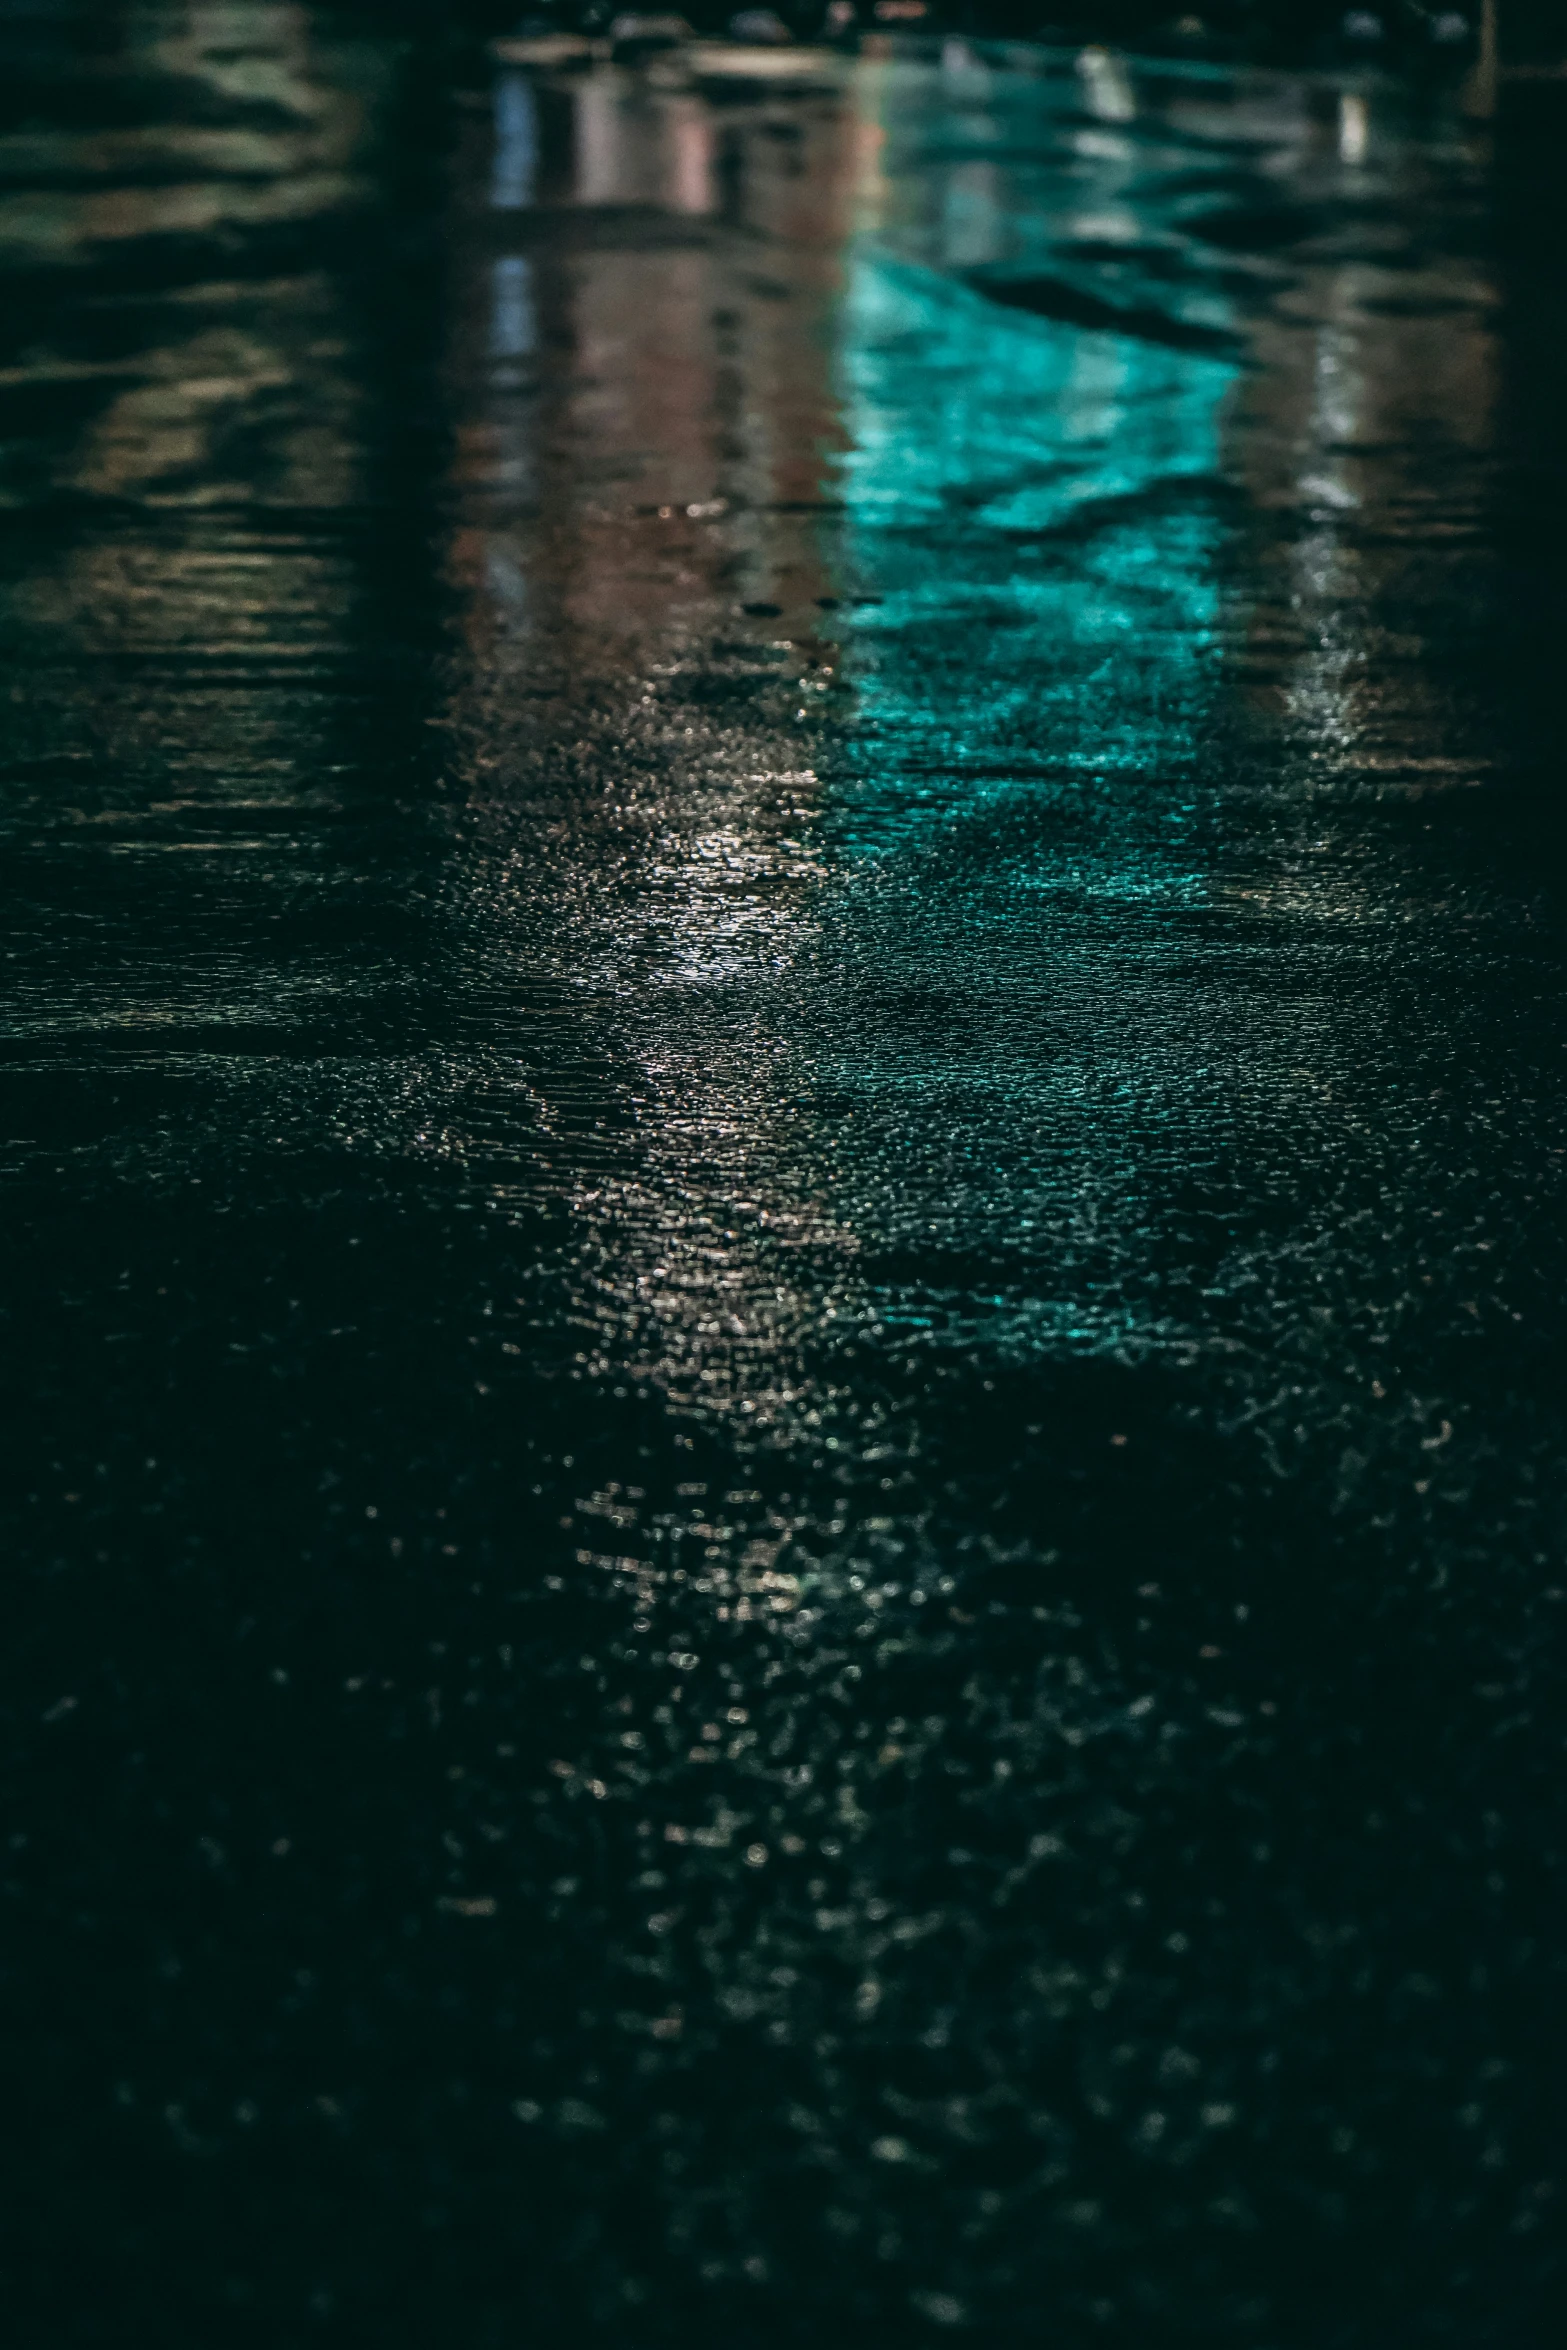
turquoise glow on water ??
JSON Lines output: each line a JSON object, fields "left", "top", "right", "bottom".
{"left": 806, "top": 82, "right": 1246, "bottom": 1361}
{"left": 828, "top": 249, "right": 1235, "bottom": 873}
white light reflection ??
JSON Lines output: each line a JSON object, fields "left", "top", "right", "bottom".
{"left": 1338, "top": 92, "right": 1369, "bottom": 167}
{"left": 1078, "top": 45, "right": 1135, "bottom": 125}
{"left": 1283, "top": 299, "right": 1369, "bottom": 766}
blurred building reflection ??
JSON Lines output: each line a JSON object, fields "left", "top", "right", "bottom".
{"left": 437, "top": 37, "right": 1519, "bottom": 1399}
{"left": 1220, "top": 76, "right": 1499, "bottom": 834}
{"left": 0, "top": 1, "right": 440, "bottom": 1104}
{"left": 441, "top": 57, "right": 863, "bottom": 1421}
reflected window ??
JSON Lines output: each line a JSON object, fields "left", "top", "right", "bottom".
{"left": 492, "top": 73, "right": 538, "bottom": 211}
{"left": 490, "top": 256, "right": 537, "bottom": 360}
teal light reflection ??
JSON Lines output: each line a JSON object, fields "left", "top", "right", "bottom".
{"left": 829, "top": 249, "right": 1236, "bottom": 853}
{"left": 807, "top": 75, "right": 1245, "bottom": 1368}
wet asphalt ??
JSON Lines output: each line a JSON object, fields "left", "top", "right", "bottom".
{"left": 2, "top": 11, "right": 1565, "bottom": 2347}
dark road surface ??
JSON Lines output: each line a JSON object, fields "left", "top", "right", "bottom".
{"left": 3, "top": 10, "right": 1565, "bottom": 2345}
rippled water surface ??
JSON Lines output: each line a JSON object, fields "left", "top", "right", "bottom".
{"left": 4, "top": 9, "right": 1566, "bottom": 2344}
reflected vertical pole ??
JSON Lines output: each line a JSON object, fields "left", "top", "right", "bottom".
{"left": 1466, "top": 0, "right": 1499, "bottom": 120}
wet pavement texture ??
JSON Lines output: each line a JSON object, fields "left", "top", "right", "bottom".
{"left": 3, "top": 9, "right": 1566, "bottom": 2346}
